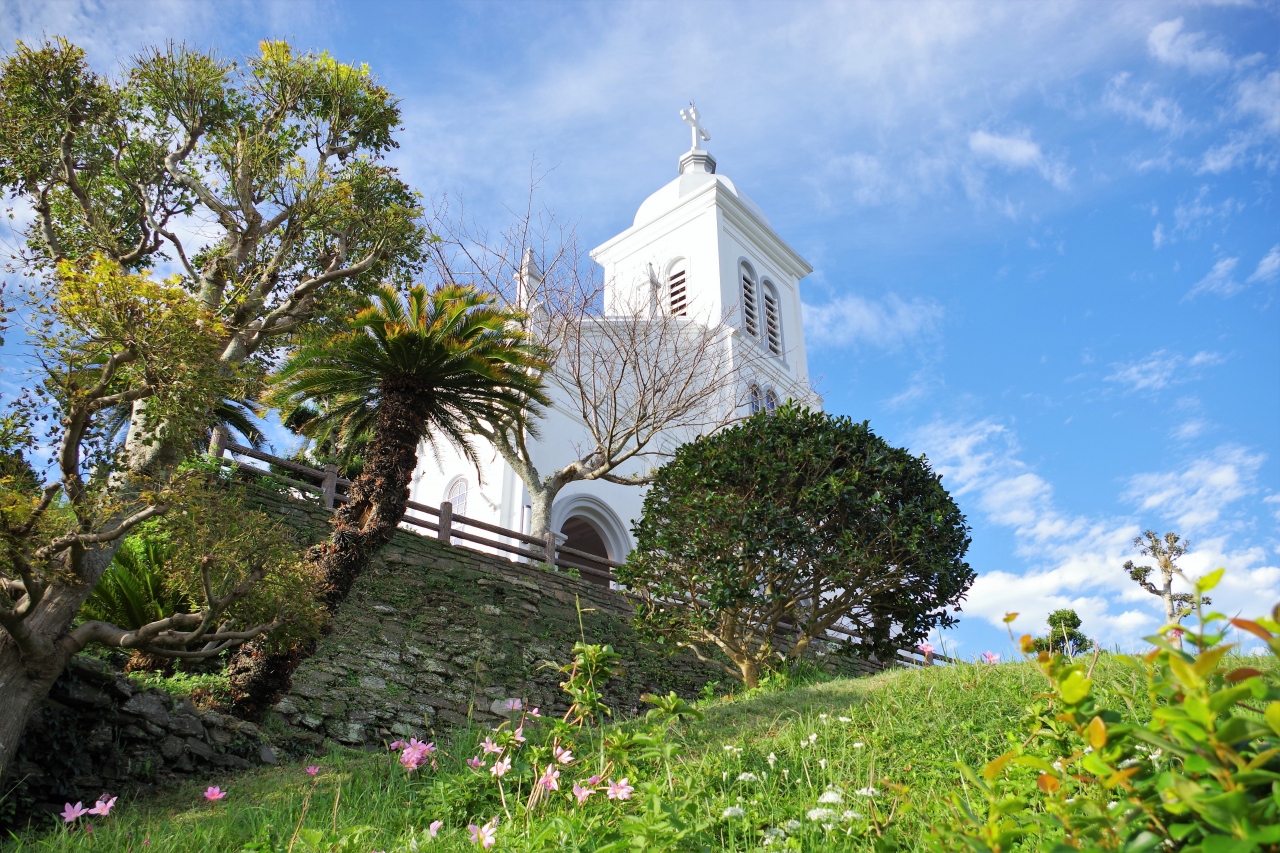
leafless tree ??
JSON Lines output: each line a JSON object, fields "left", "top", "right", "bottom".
{"left": 423, "top": 184, "right": 764, "bottom": 536}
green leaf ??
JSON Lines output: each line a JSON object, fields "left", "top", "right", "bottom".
{"left": 1197, "top": 567, "right": 1225, "bottom": 593}
{"left": 1058, "top": 670, "right": 1092, "bottom": 704}
{"left": 1265, "top": 701, "right": 1280, "bottom": 736}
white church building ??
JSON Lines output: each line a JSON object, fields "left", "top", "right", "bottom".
{"left": 409, "top": 109, "right": 820, "bottom": 575}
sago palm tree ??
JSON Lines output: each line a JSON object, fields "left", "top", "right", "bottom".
{"left": 269, "top": 282, "right": 548, "bottom": 610}
{"left": 229, "top": 283, "right": 547, "bottom": 718}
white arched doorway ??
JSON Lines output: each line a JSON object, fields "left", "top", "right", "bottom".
{"left": 549, "top": 494, "right": 631, "bottom": 586}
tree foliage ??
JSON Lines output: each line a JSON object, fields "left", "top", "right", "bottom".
{"left": 0, "top": 33, "right": 421, "bottom": 774}
{"left": 1032, "top": 608, "right": 1094, "bottom": 656}
{"left": 616, "top": 404, "right": 974, "bottom": 688}
{"left": 227, "top": 284, "right": 547, "bottom": 716}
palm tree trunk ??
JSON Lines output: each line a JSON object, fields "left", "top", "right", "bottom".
{"left": 229, "top": 388, "right": 425, "bottom": 718}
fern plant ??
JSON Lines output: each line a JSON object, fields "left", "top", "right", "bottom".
{"left": 80, "top": 536, "right": 189, "bottom": 631}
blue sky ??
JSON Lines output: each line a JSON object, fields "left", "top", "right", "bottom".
{"left": 3, "top": 1, "right": 1278, "bottom": 656}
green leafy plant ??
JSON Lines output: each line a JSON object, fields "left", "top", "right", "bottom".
{"left": 618, "top": 403, "right": 974, "bottom": 688}
{"left": 928, "top": 568, "right": 1280, "bottom": 853}
{"left": 80, "top": 536, "right": 186, "bottom": 631}
{"left": 1032, "top": 608, "right": 1094, "bottom": 656}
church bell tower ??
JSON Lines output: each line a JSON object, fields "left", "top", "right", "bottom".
{"left": 590, "top": 105, "right": 818, "bottom": 412}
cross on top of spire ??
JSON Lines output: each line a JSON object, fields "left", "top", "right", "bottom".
{"left": 679, "top": 102, "right": 710, "bottom": 151}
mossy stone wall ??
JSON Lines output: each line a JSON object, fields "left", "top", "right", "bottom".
{"left": 253, "top": 487, "right": 729, "bottom": 750}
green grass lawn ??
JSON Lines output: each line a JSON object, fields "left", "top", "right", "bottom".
{"left": 0, "top": 656, "right": 1183, "bottom": 852}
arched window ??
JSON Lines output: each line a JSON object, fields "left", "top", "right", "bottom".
{"left": 445, "top": 477, "right": 468, "bottom": 518}
{"left": 667, "top": 260, "right": 688, "bottom": 317}
{"left": 761, "top": 281, "right": 782, "bottom": 356}
{"left": 740, "top": 262, "right": 759, "bottom": 338}
{"left": 748, "top": 384, "right": 763, "bottom": 415}
{"left": 764, "top": 389, "right": 779, "bottom": 413}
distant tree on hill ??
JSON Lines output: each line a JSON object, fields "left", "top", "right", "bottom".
{"left": 617, "top": 404, "right": 975, "bottom": 689}
{"left": 1032, "top": 608, "right": 1093, "bottom": 656}
{"left": 1123, "top": 530, "right": 1204, "bottom": 650}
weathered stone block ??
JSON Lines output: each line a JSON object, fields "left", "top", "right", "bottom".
{"left": 160, "top": 735, "right": 186, "bottom": 760}
{"left": 121, "top": 692, "right": 170, "bottom": 727}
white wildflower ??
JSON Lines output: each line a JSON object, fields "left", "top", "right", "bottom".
{"left": 763, "top": 828, "right": 787, "bottom": 845}
{"left": 838, "top": 716, "right": 852, "bottom": 723}
{"left": 736, "top": 772, "right": 759, "bottom": 782}
{"left": 854, "top": 787, "right": 878, "bottom": 797}
{"left": 767, "top": 752, "right": 777, "bottom": 767}
{"left": 841, "top": 810, "right": 863, "bottom": 821}
{"left": 783, "top": 820, "right": 802, "bottom": 832}
{"left": 819, "top": 759, "right": 827, "bottom": 770}
{"left": 852, "top": 742, "right": 864, "bottom": 748}
{"left": 818, "top": 791, "right": 843, "bottom": 804}
{"left": 722, "top": 806, "right": 746, "bottom": 819}
{"left": 807, "top": 808, "right": 836, "bottom": 822}
{"left": 808, "top": 733, "right": 818, "bottom": 744}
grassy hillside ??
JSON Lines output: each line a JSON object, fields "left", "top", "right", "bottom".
{"left": 4, "top": 656, "right": 1166, "bottom": 852}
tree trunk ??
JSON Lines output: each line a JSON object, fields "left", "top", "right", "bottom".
{"left": 736, "top": 657, "right": 761, "bottom": 690}
{"left": 0, "top": 555, "right": 107, "bottom": 777}
{"left": 228, "top": 388, "right": 424, "bottom": 718}
{"left": 527, "top": 483, "right": 560, "bottom": 540}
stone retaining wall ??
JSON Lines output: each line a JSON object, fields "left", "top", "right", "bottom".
{"left": 259, "top": 487, "right": 731, "bottom": 749}
{"left": 3, "top": 656, "right": 276, "bottom": 829}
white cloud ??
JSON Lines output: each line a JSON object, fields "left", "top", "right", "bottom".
{"left": 1147, "top": 18, "right": 1233, "bottom": 74}
{"left": 1237, "top": 71, "right": 1280, "bottom": 134}
{"left": 1246, "top": 245, "right": 1280, "bottom": 283}
{"left": 802, "top": 293, "right": 943, "bottom": 350}
{"left": 1152, "top": 223, "right": 1165, "bottom": 249}
{"left": 912, "top": 419, "right": 1278, "bottom": 646}
{"left": 1103, "top": 73, "right": 1186, "bottom": 134}
{"left": 1173, "top": 187, "right": 1240, "bottom": 235}
{"left": 1104, "top": 349, "right": 1224, "bottom": 392}
{"left": 1187, "top": 257, "right": 1243, "bottom": 299}
{"left": 968, "top": 130, "right": 1072, "bottom": 190}
{"left": 1200, "top": 133, "right": 1255, "bottom": 174}
{"left": 1125, "top": 445, "right": 1267, "bottom": 534}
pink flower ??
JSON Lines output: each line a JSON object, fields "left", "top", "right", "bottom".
{"left": 399, "top": 739, "right": 438, "bottom": 772}
{"left": 537, "top": 764, "right": 561, "bottom": 791}
{"left": 572, "top": 783, "right": 592, "bottom": 805}
{"left": 916, "top": 642, "right": 935, "bottom": 656}
{"left": 1168, "top": 627, "right": 1185, "bottom": 639}
{"left": 587, "top": 774, "right": 602, "bottom": 786}
{"left": 606, "top": 778, "right": 633, "bottom": 800}
{"left": 204, "top": 786, "right": 227, "bottom": 802}
{"left": 61, "top": 802, "right": 88, "bottom": 823}
{"left": 552, "top": 744, "right": 574, "bottom": 765}
{"left": 480, "top": 736, "right": 503, "bottom": 756}
{"left": 490, "top": 756, "right": 511, "bottom": 777}
{"left": 469, "top": 818, "right": 498, "bottom": 848}
{"left": 306, "top": 766, "right": 320, "bottom": 776}
{"left": 467, "top": 756, "right": 484, "bottom": 769}
{"left": 389, "top": 740, "right": 409, "bottom": 750}
{"left": 981, "top": 651, "right": 1000, "bottom": 664}
{"left": 528, "top": 707, "right": 541, "bottom": 718}
{"left": 511, "top": 726, "right": 526, "bottom": 744}
{"left": 429, "top": 820, "right": 443, "bottom": 837}
{"left": 496, "top": 698, "right": 523, "bottom": 714}
{"left": 88, "top": 796, "right": 117, "bottom": 816}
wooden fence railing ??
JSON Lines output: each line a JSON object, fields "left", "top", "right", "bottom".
{"left": 208, "top": 427, "right": 958, "bottom": 671}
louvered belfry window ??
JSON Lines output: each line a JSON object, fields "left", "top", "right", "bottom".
{"left": 762, "top": 284, "right": 782, "bottom": 355}
{"left": 741, "top": 265, "right": 759, "bottom": 337}
{"left": 669, "top": 265, "right": 687, "bottom": 316}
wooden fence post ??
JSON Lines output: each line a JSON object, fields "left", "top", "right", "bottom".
{"left": 208, "top": 424, "right": 229, "bottom": 458}
{"left": 438, "top": 500, "right": 453, "bottom": 543}
{"left": 321, "top": 464, "right": 339, "bottom": 510}
{"left": 543, "top": 530, "right": 557, "bottom": 567}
